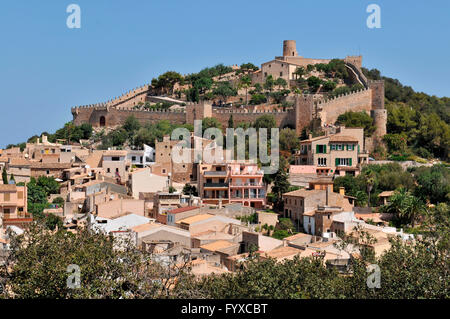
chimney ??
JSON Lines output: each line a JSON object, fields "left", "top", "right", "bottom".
{"left": 339, "top": 187, "right": 345, "bottom": 196}
{"left": 308, "top": 133, "right": 312, "bottom": 140}
{"left": 42, "top": 135, "right": 48, "bottom": 144}
{"left": 326, "top": 184, "right": 332, "bottom": 206}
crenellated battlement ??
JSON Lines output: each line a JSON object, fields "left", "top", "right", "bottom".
{"left": 72, "top": 83, "right": 152, "bottom": 110}
{"left": 213, "top": 109, "right": 290, "bottom": 115}
{"left": 315, "top": 87, "right": 371, "bottom": 107}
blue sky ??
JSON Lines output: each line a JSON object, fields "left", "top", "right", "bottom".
{"left": 0, "top": 0, "right": 449, "bottom": 148}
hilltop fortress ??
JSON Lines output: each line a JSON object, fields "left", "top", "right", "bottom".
{"left": 72, "top": 40, "right": 386, "bottom": 148}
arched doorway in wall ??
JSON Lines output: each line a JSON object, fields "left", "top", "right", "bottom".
{"left": 99, "top": 116, "right": 106, "bottom": 127}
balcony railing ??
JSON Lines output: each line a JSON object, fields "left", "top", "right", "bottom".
{"left": 203, "top": 183, "right": 229, "bottom": 188}
{"left": 230, "top": 170, "right": 264, "bottom": 176}
{"left": 204, "top": 171, "right": 228, "bottom": 177}
{"left": 230, "top": 182, "right": 264, "bottom": 187}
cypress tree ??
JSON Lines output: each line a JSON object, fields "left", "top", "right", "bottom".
{"left": 2, "top": 167, "right": 8, "bottom": 184}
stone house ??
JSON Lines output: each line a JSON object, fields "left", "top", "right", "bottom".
{"left": 295, "top": 127, "right": 368, "bottom": 176}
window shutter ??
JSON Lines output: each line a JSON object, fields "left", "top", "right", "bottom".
{"left": 335, "top": 158, "right": 339, "bottom": 166}
{"left": 324, "top": 145, "right": 327, "bottom": 153}
{"left": 349, "top": 158, "right": 352, "bottom": 166}
{"left": 316, "top": 145, "right": 319, "bottom": 153}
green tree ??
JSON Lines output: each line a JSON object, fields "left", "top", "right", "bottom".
{"left": 202, "top": 117, "right": 222, "bottom": 133}
{"left": 335, "top": 111, "right": 376, "bottom": 137}
{"left": 212, "top": 82, "right": 237, "bottom": 103}
{"left": 307, "top": 76, "right": 323, "bottom": 93}
{"left": 263, "top": 75, "right": 275, "bottom": 102}
{"left": 363, "top": 169, "right": 376, "bottom": 207}
{"left": 254, "top": 114, "right": 277, "bottom": 130}
{"left": 279, "top": 128, "right": 300, "bottom": 152}
{"left": 270, "top": 157, "right": 290, "bottom": 211}
{"left": 239, "top": 75, "right": 252, "bottom": 105}
{"left": 123, "top": 115, "right": 141, "bottom": 137}
{"left": 228, "top": 114, "right": 234, "bottom": 129}
{"left": 2, "top": 167, "right": 8, "bottom": 184}
{"left": 381, "top": 188, "right": 426, "bottom": 227}
{"left": 412, "top": 164, "right": 450, "bottom": 204}
{"left": 152, "top": 71, "right": 183, "bottom": 95}
{"left": 275, "top": 77, "right": 287, "bottom": 91}
{"left": 182, "top": 184, "right": 198, "bottom": 197}
{"left": 293, "top": 66, "right": 305, "bottom": 79}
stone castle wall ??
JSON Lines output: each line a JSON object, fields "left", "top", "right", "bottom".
{"left": 212, "top": 109, "right": 295, "bottom": 129}
{"left": 72, "top": 106, "right": 186, "bottom": 127}
{"left": 72, "top": 84, "right": 381, "bottom": 136}
{"left": 317, "top": 88, "right": 372, "bottom": 125}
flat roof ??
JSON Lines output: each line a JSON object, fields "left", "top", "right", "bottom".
{"left": 176, "top": 214, "right": 214, "bottom": 225}
{"left": 168, "top": 206, "right": 200, "bottom": 215}
{"left": 200, "top": 240, "right": 236, "bottom": 251}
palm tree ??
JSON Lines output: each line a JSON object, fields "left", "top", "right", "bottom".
{"left": 406, "top": 195, "right": 427, "bottom": 228}
{"left": 264, "top": 75, "right": 275, "bottom": 104}
{"left": 293, "top": 66, "right": 306, "bottom": 80}
{"left": 363, "top": 169, "right": 376, "bottom": 207}
{"left": 239, "top": 75, "right": 252, "bottom": 105}
{"left": 381, "top": 188, "right": 426, "bottom": 228}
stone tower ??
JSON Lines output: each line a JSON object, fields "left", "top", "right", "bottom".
{"left": 294, "top": 95, "right": 314, "bottom": 135}
{"left": 368, "top": 80, "right": 387, "bottom": 139}
{"left": 186, "top": 102, "right": 212, "bottom": 126}
{"left": 283, "top": 40, "right": 298, "bottom": 57}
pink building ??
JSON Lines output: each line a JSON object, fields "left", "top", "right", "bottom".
{"left": 198, "top": 162, "right": 266, "bottom": 208}
{"left": 0, "top": 184, "right": 31, "bottom": 227}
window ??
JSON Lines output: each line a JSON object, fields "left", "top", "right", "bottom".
{"left": 46, "top": 170, "right": 50, "bottom": 175}
{"left": 132, "top": 156, "right": 136, "bottom": 161}
{"left": 3, "top": 208, "right": 10, "bottom": 214}
{"left": 318, "top": 158, "right": 327, "bottom": 166}
{"left": 316, "top": 145, "right": 327, "bottom": 154}
{"left": 4, "top": 193, "right": 10, "bottom": 201}
{"left": 162, "top": 169, "right": 166, "bottom": 174}
{"left": 18, "top": 192, "right": 23, "bottom": 199}
{"left": 330, "top": 144, "right": 336, "bottom": 151}
{"left": 335, "top": 158, "right": 352, "bottom": 166}
{"left": 280, "top": 72, "right": 283, "bottom": 76}
{"left": 107, "top": 168, "right": 111, "bottom": 173}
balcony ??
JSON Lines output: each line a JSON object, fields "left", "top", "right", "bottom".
{"left": 204, "top": 171, "right": 228, "bottom": 177}
{"left": 230, "top": 170, "right": 264, "bottom": 176}
{"left": 230, "top": 182, "right": 264, "bottom": 187}
{"left": 203, "top": 183, "right": 229, "bottom": 188}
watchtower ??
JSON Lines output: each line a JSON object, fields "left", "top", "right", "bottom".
{"left": 283, "top": 40, "right": 298, "bottom": 57}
